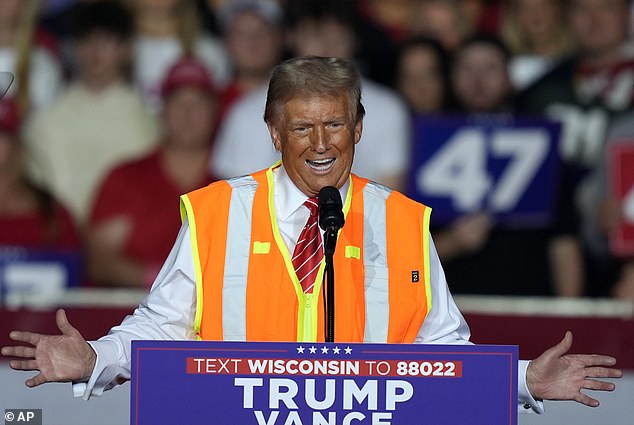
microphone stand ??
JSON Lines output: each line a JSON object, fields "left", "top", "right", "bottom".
{"left": 323, "top": 227, "right": 338, "bottom": 343}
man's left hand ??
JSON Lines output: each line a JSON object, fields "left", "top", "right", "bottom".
{"left": 526, "top": 331, "right": 623, "bottom": 407}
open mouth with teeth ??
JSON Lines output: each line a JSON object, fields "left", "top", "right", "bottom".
{"left": 306, "top": 158, "right": 336, "bottom": 172}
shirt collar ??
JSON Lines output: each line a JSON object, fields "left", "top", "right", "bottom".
{"left": 273, "top": 163, "right": 350, "bottom": 220}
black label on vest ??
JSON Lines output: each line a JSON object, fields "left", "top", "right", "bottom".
{"left": 411, "top": 270, "right": 419, "bottom": 283}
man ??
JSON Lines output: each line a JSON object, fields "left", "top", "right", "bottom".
{"left": 516, "top": 0, "right": 634, "bottom": 296}
{"left": 23, "top": 0, "right": 158, "bottom": 225}
{"left": 437, "top": 34, "right": 584, "bottom": 298}
{"left": 215, "top": 0, "right": 284, "bottom": 125}
{"left": 1, "top": 57, "right": 621, "bottom": 413}
{"left": 517, "top": 0, "right": 633, "bottom": 167}
{"left": 212, "top": 0, "right": 410, "bottom": 191}
{"left": 86, "top": 57, "right": 218, "bottom": 288}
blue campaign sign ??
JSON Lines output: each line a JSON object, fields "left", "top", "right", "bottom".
{"left": 406, "top": 115, "right": 561, "bottom": 226}
{"left": 131, "top": 341, "right": 518, "bottom": 425}
{"left": 0, "top": 248, "right": 82, "bottom": 303}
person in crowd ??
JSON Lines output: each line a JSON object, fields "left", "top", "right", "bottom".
{"left": 352, "top": 0, "right": 416, "bottom": 85}
{"left": 409, "top": 0, "right": 476, "bottom": 52}
{"left": 1, "top": 57, "right": 622, "bottom": 414}
{"left": 127, "top": 0, "right": 230, "bottom": 111}
{"left": 87, "top": 57, "right": 218, "bottom": 288}
{"left": 430, "top": 35, "right": 585, "bottom": 297}
{"left": 0, "top": 0, "right": 63, "bottom": 112}
{"left": 0, "top": 98, "right": 78, "bottom": 250}
{"left": 356, "top": 0, "right": 417, "bottom": 43}
{"left": 395, "top": 36, "right": 452, "bottom": 115}
{"left": 214, "top": 0, "right": 284, "bottom": 125}
{"left": 212, "top": 0, "right": 410, "bottom": 191}
{"left": 517, "top": 0, "right": 634, "bottom": 164}
{"left": 501, "top": 0, "right": 574, "bottom": 90}
{"left": 23, "top": 0, "right": 159, "bottom": 227}
{"left": 516, "top": 0, "right": 634, "bottom": 296}
{"left": 578, "top": 110, "right": 634, "bottom": 301}
{"left": 451, "top": 34, "right": 514, "bottom": 113}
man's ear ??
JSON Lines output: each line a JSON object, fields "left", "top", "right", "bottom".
{"left": 267, "top": 122, "right": 282, "bottom": 151}
{"left": 353, "top": 119, "right": 363, "bottom": 145}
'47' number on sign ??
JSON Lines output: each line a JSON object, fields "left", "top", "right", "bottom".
{"left": 417, "top": 128, "right": 549, "bottom": 212}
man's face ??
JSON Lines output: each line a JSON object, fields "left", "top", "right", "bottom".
{"left": 163, "top": 86, "right": 217, "bottom": 147}
{"left": 76, "top": 31, "right": 129, "bottom": 87}
{"left": 397, "top": 45, "right": 446, "bottom": 113}
{"left": 226, "top": 11, "right": 282, "bottom": 76}
{"left": 569, "top": 0, "right": 630, "bottom": 56}
{"left": 268, "top": 94, "right": 362, "bottom": 197}
{"left": 412, "top": 3, "right": 464, "bottom": 51}
{"left": 452, "top": 43, "right": 511, "bottom": 112}
{"left": 515, "top": 0, "right": 562, "bottom": 43}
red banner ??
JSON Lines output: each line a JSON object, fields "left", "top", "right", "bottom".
{"left": 609, "top": 142, "right": 634, "bottom": 256}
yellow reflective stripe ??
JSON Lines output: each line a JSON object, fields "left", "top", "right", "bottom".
{"left": 266, "top": 166, "right": 303, "bottom": 298}
{"left": 179, "top": 194, "right": 204, "bottom": 336}
{"left": 253, "top": 241, "right": 270, "bottom": 254}
{"left": 422, "top": 206, "right": 433, "bottom": 315}
{"left": 306, "top": 174, "right": 354, "bottom": 342}
{"left": 179, "top": 199, "right": 187, "bottom": 223}
{"left": 345, "top": 245, "right": 360, "bottom": 259}
{"left": 265, "top": 165, "right": 309, "bottom": 341}
{"left": 362, "top": 182, "right": 391, "bottom": 343}
{"left": 342, "top": 175, "right": 353, "bottom": 218}
{"left": 266, "top": 164, "right": 355, "bottom": 342}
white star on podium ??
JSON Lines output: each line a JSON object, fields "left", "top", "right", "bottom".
{"left": 321, "top": 346, "right": 329, "bottom": 354}
{"left": 344, "top": 346, "right": 352, "bottom": 354}
{"left": 332, "top": 347, "right": 341, "bottom": 354}
{"left": 309, "top": 346, "right": 317, "bottom": 354}
{"left": 297, "top": 346, "right": 305, "bottom": 354}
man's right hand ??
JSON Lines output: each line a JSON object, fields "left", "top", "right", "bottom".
{"left": 1, "top": 309, "right": 96, "bottom": 387}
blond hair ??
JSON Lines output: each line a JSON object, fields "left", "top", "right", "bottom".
{"left": 264, "top": 56, "right": 365, "bottom": 125}
{"left": 501, "top": 0, "right": 573, "bottom": 56}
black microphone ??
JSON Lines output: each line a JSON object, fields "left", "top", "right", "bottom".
{"left": 317, "top": 186, "right": 343, "bottom": 343}
{"left": 318, "top": 186, "right": 344, "bottom": 232}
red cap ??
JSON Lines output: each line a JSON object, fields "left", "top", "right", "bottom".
{"left": 160, "top": 57, "right": 216, "bottom": 98}
{"left": 0, "top": 98, "right": 20, "bottom": 135}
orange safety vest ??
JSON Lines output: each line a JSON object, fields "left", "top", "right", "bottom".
{"left": 180, "top": 164, "right": 432, "bottom": 343}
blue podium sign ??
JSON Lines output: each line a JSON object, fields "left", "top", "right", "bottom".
{"left": 406, "top": 115, "right": 561, "bottom": 226}
{"left": 131, "top": 341, "right": 518, "bottom": 425}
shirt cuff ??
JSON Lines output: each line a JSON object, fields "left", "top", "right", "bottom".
{"left": 72, "top": 340, "right": 123, "bottom": 400}
{"left": 518, "top": 360, "right": 544, "bottom": 414}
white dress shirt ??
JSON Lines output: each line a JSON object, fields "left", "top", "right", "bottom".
{"left": 73, "top": 166, "right": 542, "bottom": 413}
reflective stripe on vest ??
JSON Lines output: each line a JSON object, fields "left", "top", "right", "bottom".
{"left": 362, "top": 182, "right": 390, "bottom": 342}
{"left": 180, "top": 164, "right": 432, "bottom": 343}
{"left": 222, "top": 176, "right": 257, "bottom": 340}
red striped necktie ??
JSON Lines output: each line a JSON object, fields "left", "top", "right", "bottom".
{"left": 292, "top": 197, "right": 324, "bottom": 293}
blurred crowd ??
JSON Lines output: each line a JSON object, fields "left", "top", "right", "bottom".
{"left": 0, "top": 0, "right": 633, "bottom": 303}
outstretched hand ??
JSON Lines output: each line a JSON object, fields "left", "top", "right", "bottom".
{"left": 1, "top": 309, "right": 96, "bottom": 388}
{"left": 526, "top": 331, "right": 622, "bottom": 407}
